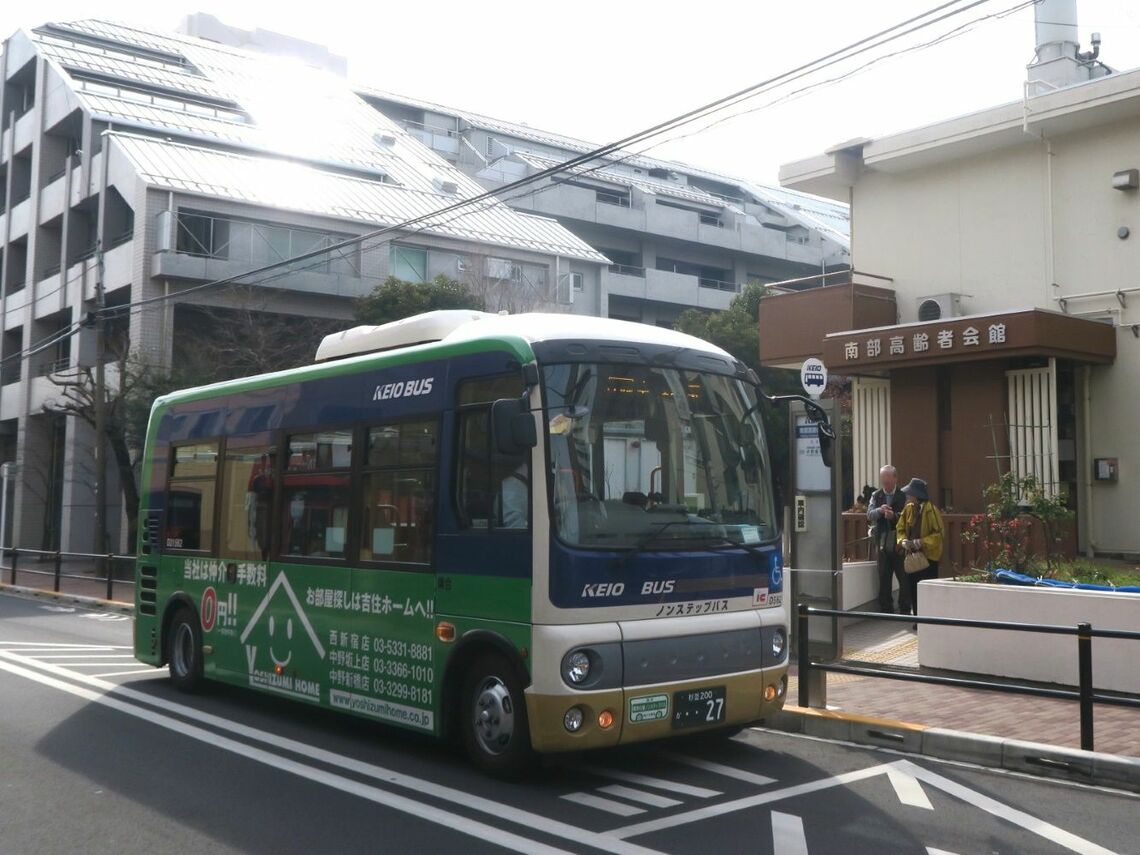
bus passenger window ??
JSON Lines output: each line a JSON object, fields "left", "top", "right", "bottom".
{"left": 166, "top": 441, "right": 219, "bottom": 551}
{"left": 280, "top": 429, "right": 352, "bottom": 559}
{"left": 220, "top": 437, "right": 276, "bottom": 561}
{"left": 361, "top": 420, "right": 437, "bottom": 566}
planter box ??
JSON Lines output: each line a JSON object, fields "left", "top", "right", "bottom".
{"left": 840, "top": 560, "right": 881, "bottom": 611}
{"left": 918, "top": 579, "right": 1140, "bottom": 693}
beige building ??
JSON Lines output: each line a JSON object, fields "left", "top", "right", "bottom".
{"left": 768, "top": 5, "right": 1139, "bottom": 558}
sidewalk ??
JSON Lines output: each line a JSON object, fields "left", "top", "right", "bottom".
{"left": 789, "top": 619, "right": 1140, "bottom": 758}
{"left": 0, "top": 556, "right": 134, "bottom": 606}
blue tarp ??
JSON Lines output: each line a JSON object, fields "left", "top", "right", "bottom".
{"left": 993, "top": 568, "right": 1140, "bottom": 593}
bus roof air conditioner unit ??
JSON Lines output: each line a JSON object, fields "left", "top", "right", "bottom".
{"left": 916, "top": 293, "right": 964, "bottom": 322}
{"left": 315, "top": 310, "right": 495, "bottom": 362}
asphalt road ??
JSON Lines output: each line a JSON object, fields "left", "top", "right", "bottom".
{"left": 1, "top": 590, "right": 1137, "bottom": 855}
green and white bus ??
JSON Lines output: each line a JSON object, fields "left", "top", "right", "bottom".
{"left": 133, "top": 310, "right": 830, "bottom": 773}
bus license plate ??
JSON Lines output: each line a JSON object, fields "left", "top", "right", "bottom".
{"left": 672, "top": 686, "right": 726, "bottom": 729}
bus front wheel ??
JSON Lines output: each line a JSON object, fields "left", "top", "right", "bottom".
{"left": 167, "top": 607, "right": 204, "bottom": 692}
{"left": 460, "top": 653, "right": 534, "bottom": 776}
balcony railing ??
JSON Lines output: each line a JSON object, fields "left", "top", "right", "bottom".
{"left": 698, "top": 277, "right": 739, "bottom": 292}
{"left": 608, "top": 264, "right": 646, "bottom": 277}
{"left": 157, "top": 211, "right": 361, "bottom": 278}
{"left": 41, "top": 263, "right": 61, "bottom": 279}
{"left": 596, "top": 192, "right": 631, "bottom": 208}
{"left": 37, "top": 356, "right": 70, "bottom": 376}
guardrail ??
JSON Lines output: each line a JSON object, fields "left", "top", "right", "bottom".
{"left": 3, "top": 547, "right": 134, "bottom": 602}
{"left": 796, "top": 604, "right": 1140, "bottom": 752}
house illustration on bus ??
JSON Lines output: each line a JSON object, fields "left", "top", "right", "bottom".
{"left": 239, "top": 571, "right": 326, "bottom": 701}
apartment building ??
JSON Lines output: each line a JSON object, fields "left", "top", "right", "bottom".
{"left": 0, "top": 19, "right": 607, "bottom": 552}
{"left": 357, "top": 88, "right": 851, "bottom": 327}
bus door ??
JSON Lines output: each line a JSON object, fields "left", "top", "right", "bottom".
{"left": 434, "top": 372, "right": 533, "bottom": 625}
{"left": 347, "top": 417, "right": 441, "bottom": 731}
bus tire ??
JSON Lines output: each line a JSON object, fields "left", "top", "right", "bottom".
{"left": 167, "top": 607, "right": 204, "bottom": 692}
{"left": 460, "top": 652, "right": 534, "bottom": 777}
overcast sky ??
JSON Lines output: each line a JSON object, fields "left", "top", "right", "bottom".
{"left": 4, "top": 1, "right": 1140, "bottom": 187}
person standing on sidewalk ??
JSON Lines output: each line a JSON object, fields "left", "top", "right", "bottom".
{"left": 867, "top": 464, "right": 907, "bottom": 613}
{"left": 896, "top": 478, "right": 943, "bottom": 618}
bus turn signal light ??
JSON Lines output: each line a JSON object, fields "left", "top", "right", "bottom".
{"left": 764, "top": 684, "right": 778, "bottom": 701}
{"left": 598, "top": 709, "right": 615, "bottom": 729}
{"left": 435, "top": 621, "right": 456, "bottom": 643}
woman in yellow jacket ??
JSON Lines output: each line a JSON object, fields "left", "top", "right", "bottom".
{"left": 895, "top": 478, "right": 943, "bottom": 617}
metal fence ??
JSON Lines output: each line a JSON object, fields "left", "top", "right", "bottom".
{"left": 3, "top": 547, "right": 135, "bottom": 602}
{"left": 796, "top": 604, "right": 1140, "bottom": 752}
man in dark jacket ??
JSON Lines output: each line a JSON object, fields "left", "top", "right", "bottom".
{"left": 867, "top": 464, "right": 908, "bottom": 613}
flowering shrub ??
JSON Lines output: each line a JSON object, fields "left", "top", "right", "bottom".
{"left": 962, "top": 473, "right": 1073, "bottom": 573}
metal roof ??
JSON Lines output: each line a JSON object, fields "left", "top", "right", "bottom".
{"left": 110, "top": 134, "right": 607, "bottom": 262}
{"left": 359, "top": 86, "right": 851, "bottom": 248}
{"left": 27, "top": 19, "right": 605, "bottom": 265}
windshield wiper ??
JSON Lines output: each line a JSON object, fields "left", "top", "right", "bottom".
{"left": 616, "top": 519, "right": 718, "bottom": 569}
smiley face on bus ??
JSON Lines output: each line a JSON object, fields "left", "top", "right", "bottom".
{"left": 268, "top": 613, "right": 294, "bottom": 668}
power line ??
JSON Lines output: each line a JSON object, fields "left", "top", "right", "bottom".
{"left": 100, "top": 0, "right": 1002, "bottom": 321}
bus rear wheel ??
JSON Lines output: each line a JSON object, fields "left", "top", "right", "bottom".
{"left": 167, "top": 607, "right": 204, "bottom": 692}
{"left": 460, "top": 653, "right": 534, "bottom": 777}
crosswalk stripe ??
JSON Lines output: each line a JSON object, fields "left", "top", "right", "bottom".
{"left": 560, "top": 792, "right": 645, "bottom": 817}
{"left": 581, "top": 767, "right": 721, "bottom": 798}
{"left": 595, "top": 784, "right": 682, "bottom": 808}
{"left": 771, "top": 811, "right": 809, "bottom": 855}
{"left": 29, "top": 653, "right": 137, "bottom": 659}
{"left": 48, "top": 662, "right": 151, "bottom": 668}
{"left": 0, "top": 642, "right": 129, "bottom": 649}
{"left": 660, "top": 752, "right": 776, "bottom": 786}
{"left": 89, "top": 669, "right": 163, "bottom": 679}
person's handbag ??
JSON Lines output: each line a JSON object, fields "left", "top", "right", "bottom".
{"left": 903, "top": 549, "right": 929, "bottom": 574}
{"left": 903, "top": 502, "right": 929, "bottom": 574}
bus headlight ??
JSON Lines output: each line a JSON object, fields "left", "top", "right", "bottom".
{"left": 564, "top": 650, "right": 592, "bottom": 685}
{"left": 771, "top": 628, "right": 786, "bottom": 659}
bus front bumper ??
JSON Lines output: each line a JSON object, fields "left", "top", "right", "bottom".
{"left": 525, "top": 665, "right": 788, "bottom": 753}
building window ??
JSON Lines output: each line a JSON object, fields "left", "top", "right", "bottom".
{"left": 570, "top": 272, "right": 584, "bottom": 291}
{"left": 166, "top": 441, "right": 219, "bottom": 551}
{"left": 390, "top": 244, "right": 428, "bottom": 283}
{"left": 280, "top": 429, "right": 352, "bottom": 559}
{"left": 360, "top": 420, "right": 437, "bottom": 566}
{"left": 455, "top": 375, "right": 529, "bottom": 531}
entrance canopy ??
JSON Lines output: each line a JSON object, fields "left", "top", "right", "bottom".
{"left": 823, "top": 308, "right": 1115, "bottom": 372}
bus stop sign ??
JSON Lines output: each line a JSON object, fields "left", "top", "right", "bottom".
{"left": 800, "top": 358, "right": 827, "bottom": 399}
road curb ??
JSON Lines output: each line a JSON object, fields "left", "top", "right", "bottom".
{"left": 0, "top": 582, "right": 133, "bottom": 614}
{"left": 767, "top": 705, "right": 1140, "bottom": 793}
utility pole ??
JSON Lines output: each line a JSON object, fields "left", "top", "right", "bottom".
{"left": 93, "top": 236, "right": 106, "bottom": 558}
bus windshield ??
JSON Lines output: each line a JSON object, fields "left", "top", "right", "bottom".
{"left": 542, "top": 362, "right": 777, "bottom": 549}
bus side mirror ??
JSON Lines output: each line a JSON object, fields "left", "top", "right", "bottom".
{"left": 491, "top": 397, "right": 537, "bottom": 455}
{"left": 818, "top": 431, "right": 835, "bottom": 469}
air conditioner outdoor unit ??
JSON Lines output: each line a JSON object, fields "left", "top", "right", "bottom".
{"left": 916, "top": 293, "right": 965, "bottom": 322}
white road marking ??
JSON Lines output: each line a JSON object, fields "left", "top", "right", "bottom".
{"left": 0, "top": 651, "right": 661, "bottom": 855}
{"left": 0, "top": 642, "right": 130, "bottom": 649}
{"left": 610, "top": 764, "right": 889, "bottom": 839}
{"left": 886, "top": 767, "right": 933, "bottom": 810}
{"left": 580, "top": 767, "right": 721, "bottom": 798}
{"left": 926, "top": 849, "right": 962, "bottom": 855}
{"left": 660, "top": 751, "right": 776, "bottom": 786}
{"left": 900, "top": 760, "right": 1117, "bottom": 855}
{"left": 46, "top": 662, "right": 152, "bottom": 667}
{"left": 596, "top": 785, "right": 682, "bottom": 808}
{"left": 0, "top": 655, "right": 575, "bottom": 855}
{"left": 611, "top": 757, "right": 1117, "bottom": 854}
{"left": 89, "top": 669, "right": 165, "bottom": 679}
{"left": 561, "top": 792, "right": 646, "bottom": 817}
{"left": 771, "top": 811, "right": 809, "bottom": 855}
{"left": 28, "top": 653, "right": 138, "bottom": 659}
